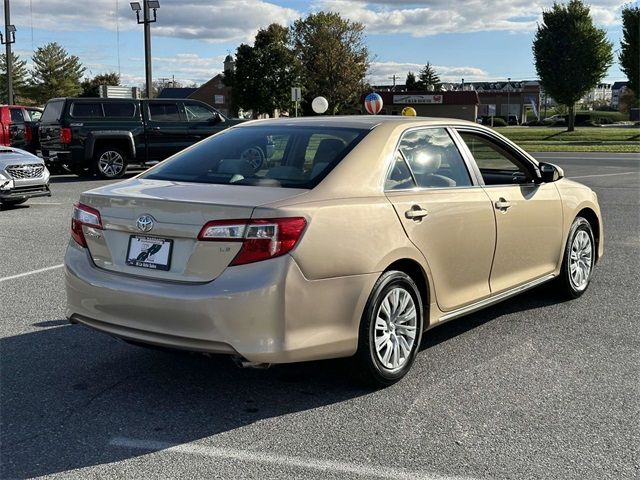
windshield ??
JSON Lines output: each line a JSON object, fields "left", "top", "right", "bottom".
{"left": 143, "top": 125, "right": 369, "bottom": 189}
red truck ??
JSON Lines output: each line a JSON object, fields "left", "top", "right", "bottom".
{"left": 0, "top": 105, "right": 43, "bottom": 154}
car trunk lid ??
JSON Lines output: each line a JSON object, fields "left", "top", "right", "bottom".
{"left": 78, "top": 178, "right": 308, "bottom": 282}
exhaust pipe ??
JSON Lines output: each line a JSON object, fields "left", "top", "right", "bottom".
{"left": 232, "top": 356, "right": 271, "bottom": 369}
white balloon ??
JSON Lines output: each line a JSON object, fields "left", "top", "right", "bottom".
{"left": 312, "top": 96, "right": 329, "bottom": 114}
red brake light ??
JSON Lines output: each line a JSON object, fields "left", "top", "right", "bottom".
{"left": 71, "top": 202, "right": 103, "bottom": 247}
{"left": 60, "top": 127, "right": 72, "bottom": 145}
{"left": 198, "top": 217, "right": 307, "bottom": 266}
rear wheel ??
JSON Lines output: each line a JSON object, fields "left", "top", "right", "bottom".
{"left": 556, "top": 217, "right": 595, "bottom": 299}
{"left": 93, "top": 146, "right": 128, "bottom": 179}
{"left": 353, "top": 270, "right": 423, "bottom": 387}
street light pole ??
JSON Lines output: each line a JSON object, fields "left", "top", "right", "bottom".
{"left": 143, "top": 1, "right": 152, "bottom": 98}
{"left": 506, "top": 77, "right": 511, "bottom": 124}
{"left": 131, "top": 1, "right": 160, "bottom": 98}
{"left": 3, "top": 0, "right": 14, "bottom": 104}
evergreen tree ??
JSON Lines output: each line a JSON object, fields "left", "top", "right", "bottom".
{"left": 405, "top": 72, "right": 417, "bottom": 90}
{"left": 30, "top": 42, "right": 85, "bottom": 104}
{"left": 0, "top": 52, "right": 29, "bottom": 103}
{"left": 417, "top": 62, "right": 440, "bottom": 90}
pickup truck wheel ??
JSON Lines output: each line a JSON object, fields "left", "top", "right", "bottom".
{"left": 93, "top": 147, "right": 128, "bottom": 179}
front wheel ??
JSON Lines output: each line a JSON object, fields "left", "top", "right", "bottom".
{"left": 93, "top": 147, "right": 128, "bottom": 179}
{"left": 556, "top": 217, "right": 595, "bottom": 299}
{"left": 353, "top": 271, "right": 423, "bottom": 387}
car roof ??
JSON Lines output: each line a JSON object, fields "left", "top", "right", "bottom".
{"left": 236, "top": 115, "right": 481, "bottom": 130}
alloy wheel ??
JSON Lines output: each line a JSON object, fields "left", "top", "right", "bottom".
{"left": 98, "top": 151, "right": 125, "bottom": 178}
{"left": 374, "top": 287, "right": 417, "bottom": 371}
{"left": 569, "top": 230, "right": 593, "bottom": 291}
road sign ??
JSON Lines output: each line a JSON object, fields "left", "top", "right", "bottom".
{"left": 291, "top": 87, "right": 302, "bottom": 102}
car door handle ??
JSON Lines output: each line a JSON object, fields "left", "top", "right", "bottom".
{"left": 494, "top": 198, "right": 512, "bottom": 211}
{"left": 405, "top": 206, "right": 429, "bottom": 220}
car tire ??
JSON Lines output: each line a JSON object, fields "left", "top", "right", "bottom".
{"left": 353, "top": 270, "right": 424, "bottom": 388}
{"left": 0, "top": 199, "right": 27, "bottom": 207}
{"left": 92, "top": 146, "right": 128, "bottom": 180}
{"left": 556, "top": 217, "right": 595, "bottom": 299}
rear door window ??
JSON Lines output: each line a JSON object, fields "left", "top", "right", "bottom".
{"left": 103, "top": 102, "right": 136, "bottom": 118}
{"left": 25, "top": 109, "right": 42, "bottom": 121}
{"left": 148, "top": 103, "right": 182, "bottom": 122}
{"left": 40, "top": 100, "right": 65, "bottom": 123}
{"left": 71, "top": 102, "right": 104, "bottom": 118}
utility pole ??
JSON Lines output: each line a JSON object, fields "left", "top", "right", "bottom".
{"left": 506, "top": 77, "right": 511, "bottom": 124}
{"left": 388, "top": 74, "right": 397, "bottom": 90}
{"left": 2, "top": 0, "right": 15, "bottom": 104}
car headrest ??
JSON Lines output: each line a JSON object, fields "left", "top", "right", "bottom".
{"left": 217, "top": 158, "right": 254, "bottom": 177}
{"left": 313, "top": 138, "right": 345, "bottom": 164}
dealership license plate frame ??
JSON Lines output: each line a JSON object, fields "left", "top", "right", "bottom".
{"left": 125, "top": 235, "right": 174, "bottom": 271}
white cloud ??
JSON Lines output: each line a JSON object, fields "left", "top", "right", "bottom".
{"left": 314, "top": 0, "right": 627, "bottom": 36}
{"left": 368, "top": 61, "right": 490, "bottom": 84}
{"left": 10, "top": 0, "right": 299, "bottom": 43}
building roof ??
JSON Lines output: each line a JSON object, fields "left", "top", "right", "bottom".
{"left": 157, "top": 87, "right": 198, "bottom": 99}
{"left": 612, "top": 81, "right": 629, "bottom": 90}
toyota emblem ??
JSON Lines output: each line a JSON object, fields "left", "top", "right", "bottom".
{"left": 136, "top": 214, "right": 155, "bottom": 232}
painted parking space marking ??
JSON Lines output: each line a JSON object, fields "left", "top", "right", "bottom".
{"left": 110, "top": 437, "right": 475, "bottom": 480}
{"left": 570, "top": 171, "right": 636, "bottom": 179}
{"left": 0, "top": 264, "right": 64, "bottom": 283}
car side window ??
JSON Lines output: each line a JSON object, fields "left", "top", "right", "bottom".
{"left": 385, "top": 151, "right": 416, "bottom": 190}
{"left": 26, "top": 109, "right": 42, "bottom": 121}
{"left": 71, "top": 102, "right": 103, "bottom": 118}
{"left": 184, "top": 103, "right": 215, "bottom": 122}
{"left": 148, "top": 103, "right": 182, "bottom": 122}
{"left": 103, "top": 102, "right": 136, "bottom": 118}
{"left": 458, "top": 131, "right": 533, "bottom": 185}
{"left": 10, "top": 108, "right": 24, "bottom": 123}
{"left": 396, "top": 128, "right": 472, "bottom": 189}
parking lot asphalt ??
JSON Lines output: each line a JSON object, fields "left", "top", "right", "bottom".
{"left": 1, "top": 153, "right": 638, "bottom": 480}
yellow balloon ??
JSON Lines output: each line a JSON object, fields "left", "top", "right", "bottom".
{"left": 402, "top": 107, "right": 417, "bottom": 116}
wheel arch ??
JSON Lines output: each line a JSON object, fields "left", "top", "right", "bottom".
{"left": 576, "top": 207, "right": 601, "bottom": 263}
{"left": 85, "top": 131, "right": 136, "bottom": 160}
{"left": 383, "top": 258, "right": 431, "bottom": 327}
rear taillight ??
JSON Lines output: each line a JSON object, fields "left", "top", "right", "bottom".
{"left": 25, "top": 126, "right": 33, "bottom": 143}
{"left": 60, "top": 127, "right": 72, "bottom": 145}
{"left": 198, "top": 217, "right": 307, "bottom": 266}
{"left": 71, "top": 202, "right": 103, "bottom": 247}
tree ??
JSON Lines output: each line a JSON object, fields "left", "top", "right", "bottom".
{"left": 292, "top": 12, "right": 369, "bottom": 115}
{"left": 80, "top": 72, "right": 121, "bottom": 97}
{"left": 226, "top": 24, "right": 299, "bottom": 117}
{"left": 0, "top": 52, "right": 29, "bottom": 103}
{"left": 533, "top": 0, "right": 613, "bottom": 131}
{"left": 619, "top": 5, "right": 639, "bottom": 102}
{"left": 417, "top": 62, "right": 440, "bottom": 90}
{"left": 30, "top": 42, "right": 85, "bottom": 104}
{"left": 405, "top": 72, "right": 417, "bottom": 90}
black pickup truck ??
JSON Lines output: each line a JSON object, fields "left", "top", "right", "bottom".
{"left": 39, "top": 97, "right": 241, "bottom": 178}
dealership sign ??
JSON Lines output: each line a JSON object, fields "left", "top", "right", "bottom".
{"left": 393, "top": 94, "right": 443, "bottom": 105}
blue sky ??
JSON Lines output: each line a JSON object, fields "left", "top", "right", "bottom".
{"left": 6, "top": 0, "right": 632, "bottom": 88}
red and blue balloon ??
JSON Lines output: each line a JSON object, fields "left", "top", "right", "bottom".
{"left": 364, "top": 93, "right": 383, "bottom": 115}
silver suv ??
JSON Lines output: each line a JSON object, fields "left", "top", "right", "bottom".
{"left": 0, "top": 147, "right": 51, "bottom": 207}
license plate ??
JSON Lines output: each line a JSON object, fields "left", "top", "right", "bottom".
{"left": 126, "top": 235, "right": 173, "bottom": 271}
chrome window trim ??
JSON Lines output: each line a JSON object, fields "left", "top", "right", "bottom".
{"left": 383, "top": 125, "right": 481, "bottom": 193}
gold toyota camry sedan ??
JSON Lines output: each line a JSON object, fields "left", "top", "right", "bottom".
{"left": 65, "top": 117, "right": 603, "bottom": 386}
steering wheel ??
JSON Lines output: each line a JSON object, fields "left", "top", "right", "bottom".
{"left": 240, "top": 146, "right": 265, "bottom": 172}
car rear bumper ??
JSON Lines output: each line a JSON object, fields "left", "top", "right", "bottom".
{"left": 65, "top": 242, "right": 377, "bottom": 364}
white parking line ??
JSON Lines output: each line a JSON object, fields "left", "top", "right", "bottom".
{"left": 0, "top": 264, "right": 64, "bottom": 282}
{"left": 110, "top": 437, "right": 475, "bottom": 480}
{"left": 570, "top": 171, "right": 637, "bottom": 179}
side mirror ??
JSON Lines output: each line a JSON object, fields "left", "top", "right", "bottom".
{"left": 208, "top": 113, "right": 224, "bottom": 125}
{"left": 538, "top": 162, "right": 564, "bottom": 183}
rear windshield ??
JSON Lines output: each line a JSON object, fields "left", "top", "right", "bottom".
{"left": 143, "top": 126, "right": 369, "bottom": 189}
{"left": 40, "top": 100, "right": 65, "bottom": 123}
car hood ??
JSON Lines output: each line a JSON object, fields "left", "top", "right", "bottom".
{"left": 0, "top": 148, "right": 44, "bottom": 170}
